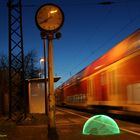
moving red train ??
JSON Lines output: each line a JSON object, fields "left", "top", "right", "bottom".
{"left": 55, "top": 29, "right": 140, "bottom": 112}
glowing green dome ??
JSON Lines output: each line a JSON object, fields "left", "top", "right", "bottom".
{"left": 82, "top": 114, "right": 120, "bottom": 135}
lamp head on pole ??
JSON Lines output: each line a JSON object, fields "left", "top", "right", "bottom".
{"left": 40, "top": 58, "right": 44, "bottom": 63}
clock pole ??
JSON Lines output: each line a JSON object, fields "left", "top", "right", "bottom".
{"left": 40, "top": 31, "right": 48, "bottom": 115}
{"left": 47, "top": 33, "right": 56, "bottom": 129}
{"left": 35, "top": 3, "right": 64, "bottom": 135}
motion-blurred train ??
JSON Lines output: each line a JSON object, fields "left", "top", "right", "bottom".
{"left": 55, "top": 29, "right": 140, "bottom": 112}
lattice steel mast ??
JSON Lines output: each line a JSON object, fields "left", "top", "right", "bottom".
{"left": 8, "top": 0, "right": 26, "bottom": 121}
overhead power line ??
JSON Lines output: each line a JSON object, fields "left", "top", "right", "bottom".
{"left": 98, "top": 1, "right": 115, "bottom": 5}
{"left": 64, "top": 0, "right": 140, "bottom": 79}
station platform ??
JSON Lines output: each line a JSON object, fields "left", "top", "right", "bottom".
{"left": 0, "top": 110, "right": 94, "bottom": 140}
{"left": 0, "top": 108, "right": 139, "bottom": 140}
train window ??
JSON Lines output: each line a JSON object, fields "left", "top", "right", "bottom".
{"left": 127, "top": 83, "right": 140, "bottom": 104}
{"left": 87, "top": 78, "right": 93, "bottom": 96}
{"left": 108, "top": 70, "right": 117, "bottom": 95}
{"left": 81, "top": 95, "right": 83, "bottom": 102}
{"left": 101, "top": 72, "right": 106, "bottom": 86}
{"left": 74, "top": 95, "right": 76, "bottom": 102}
{"left": 79, "top": 95, "right": 81, "bottom": 102}
{"left": 76, "top": 95, "right": 78, "bottom": 102}
{"left": 78, "top": 95, "right": 80, "bottom": 102}
{"left": 83, "top": 94, "right": 85, "bottom": 100}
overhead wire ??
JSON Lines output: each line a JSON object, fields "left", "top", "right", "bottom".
{"left": 71, "top": 16, "right": 140, "bottom": 75}
{"left": 59, "top": 0, "right": 140, "bottom": 84}
{"left": 68, "top": 4, "right": 115, "bottom": 75}
{"left": 1, "top": 0, "right": 140, "bottom": 84}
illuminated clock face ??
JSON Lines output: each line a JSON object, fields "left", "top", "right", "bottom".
{"left": 35, "top": 4, "right": 64, "bottom": 32}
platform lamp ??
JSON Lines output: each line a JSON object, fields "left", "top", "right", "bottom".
{"left": 39, "top": 58, "right": 44, "bottom": 78}
{"left": 35, "top": 3, "right": 64, "bottom": 130}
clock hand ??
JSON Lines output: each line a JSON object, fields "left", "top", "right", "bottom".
{"left": 39, "top": 16, "right": 52, "bottom": 24}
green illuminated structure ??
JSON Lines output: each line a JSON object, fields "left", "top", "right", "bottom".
{"left": 82, "top": 115, "right": 120, "bottom": 135}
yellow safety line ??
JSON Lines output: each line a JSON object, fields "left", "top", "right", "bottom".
{"left": 57, "top": 108, "right": 89, "bottom": 119}
{"left": 120, "top": 128, "right": 140, "bottom": 136}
